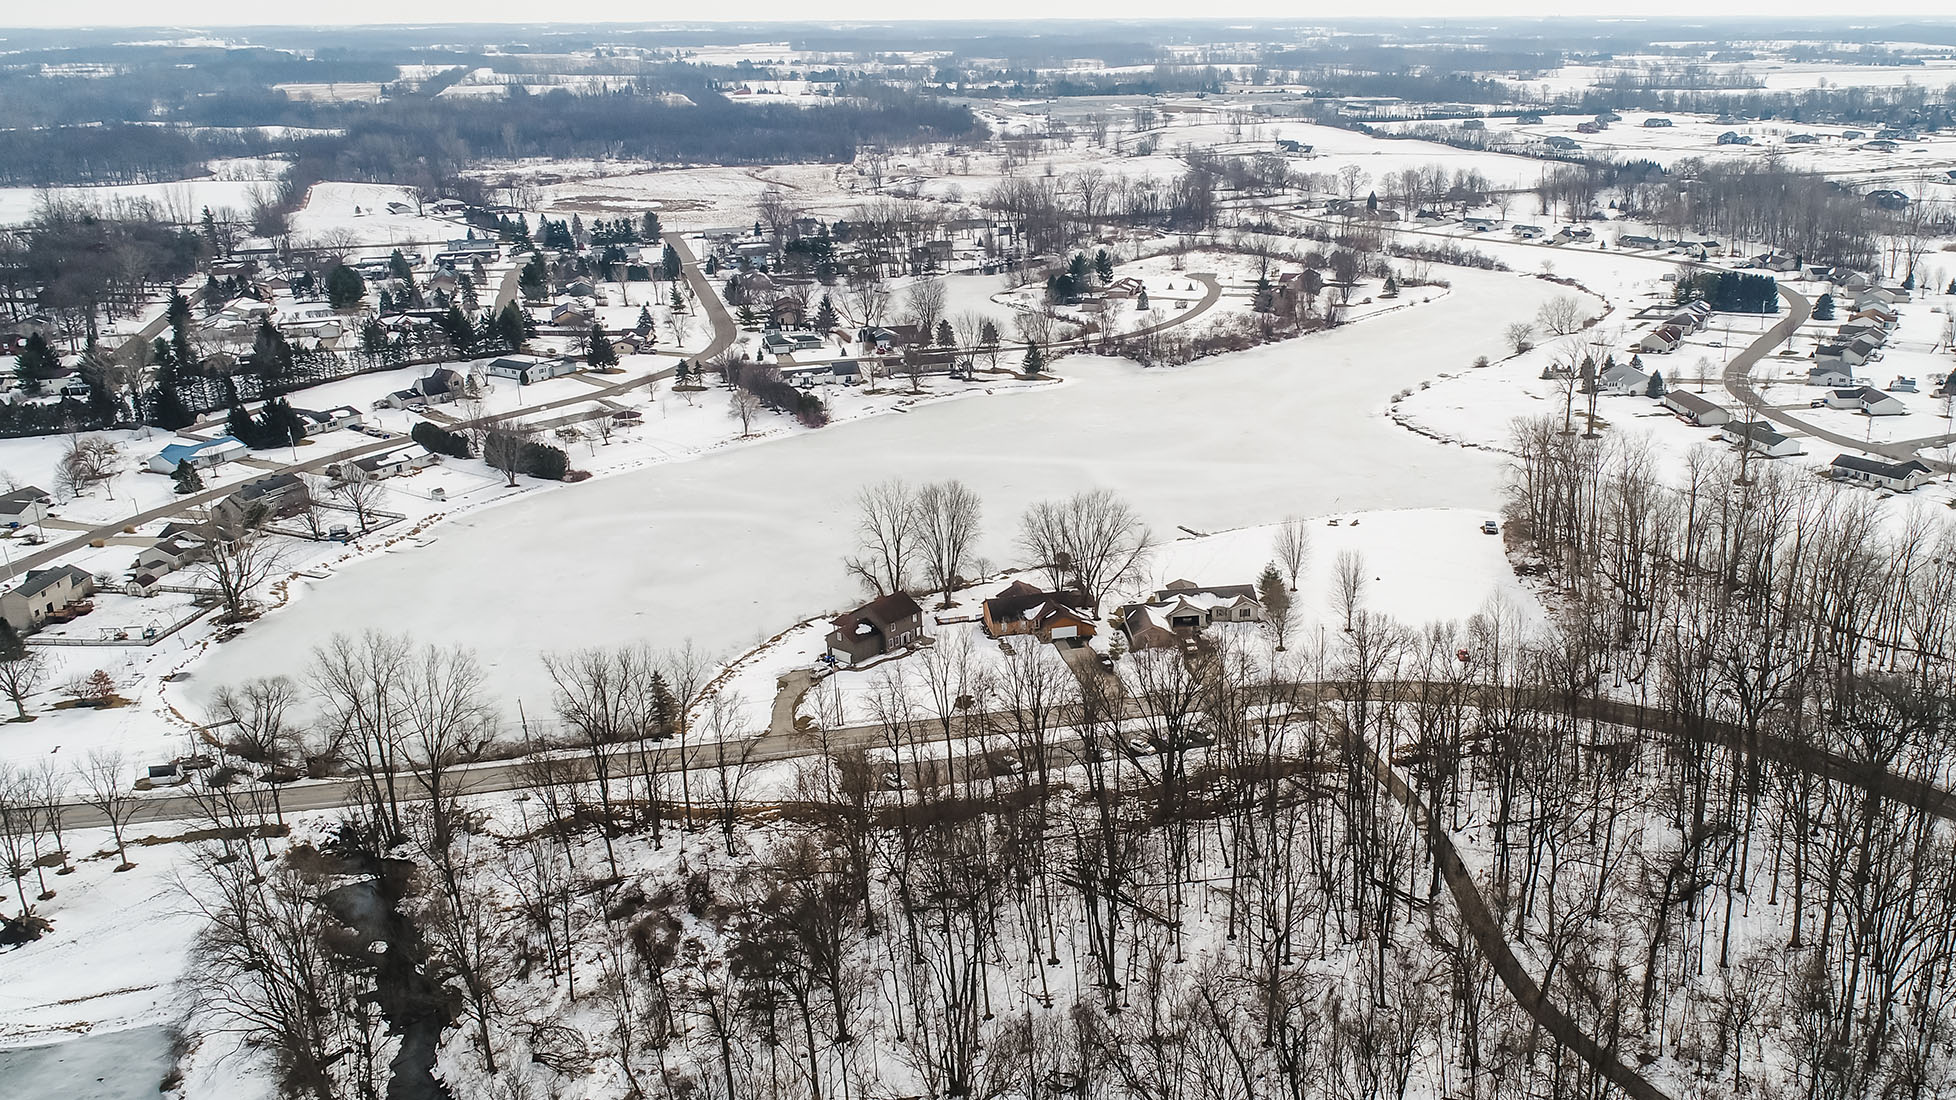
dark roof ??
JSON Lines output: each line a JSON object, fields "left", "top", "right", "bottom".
{"left": 1156, "top": 580, "right": 1257, "bottom": 602}
{"left": 833, "top": 591, "right": 923, "bottom": 635}
{"left": 14, "top": 563, "right": 91, "bottom": 599}
{"left": 984, "top": 585, "right": 1091, "bottom": 623}
{"left": 234, "top": 473, "right": 302, "bottom": 501}
{"left": 1832, "top": 454, "right": 1930, "bottom": 479}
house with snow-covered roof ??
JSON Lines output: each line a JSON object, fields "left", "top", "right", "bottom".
{"left": 1830, "top": 454, "right": 1932, "bottom": 492}
{"left": 980, "top": 581, "right": 1096, "bottom": 642}
{"left": 1721, "top": 420, "right": 1802, "bottom": 458}
{"left": 1824, "top": 387, "right": 1907, "bottom": 416}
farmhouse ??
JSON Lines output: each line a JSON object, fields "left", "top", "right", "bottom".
{"left": 825, "top": 592, "right": 925, "bottom": 665}
{"left": 1830, "top": 454, "right": 1933, "bottom": 492}
{"left": 1659, "top": 390, "right": 1731, "bottom": 426}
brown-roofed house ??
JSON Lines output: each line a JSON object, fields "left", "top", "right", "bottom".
{"left": 826, "top": 592, "right": 925, "bottom": 665}
{"left": 981, "top": 581, "right": 1097, "bottom": 642}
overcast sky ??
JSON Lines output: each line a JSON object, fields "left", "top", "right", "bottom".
{"left": 6, "top": 4, "right": 1956, "bottom": 30}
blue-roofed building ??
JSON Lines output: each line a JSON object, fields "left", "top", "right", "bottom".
{"left": 147, "top": 436, "right": 248, "bottom": 474}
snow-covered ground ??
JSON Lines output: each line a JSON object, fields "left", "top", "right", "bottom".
{"left": 184, "top": 262, "right": 1557, "bottom": 719}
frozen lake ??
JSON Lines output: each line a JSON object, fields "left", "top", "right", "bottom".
{"left": 185, "top": 266, "right": 1553, "bottom": 718}
{"left": 0, "top": 1026, "right": 176, "bottom": 1100}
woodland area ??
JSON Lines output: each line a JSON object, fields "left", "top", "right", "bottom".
{"left": 12, "top": 422, "right": 1946, "bottom": 1100}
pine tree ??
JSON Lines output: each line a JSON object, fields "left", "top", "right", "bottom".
{"left": 1093, "top": 248, "right": 1114, "bottom": 284}
{"left": 936, "top": 319, "right": 955, "bottom": 347}
{"left": 172, "top": 459, "right": 205, "bottom": 494}
{"left": 663, "top": 244, "right": 682, "bottom": 281}
{"left": 1257, "top": 563, "right": 1293, "bottom": 651}
{"left": 227, "top": 401, "right": 261, "bottom": 447}
{"left": 588, "top": 324, "right": 618, "bottom": 368}
{"left": 389, "top": 248, "right": 413, "bottom": 281}
{"left": 13, "top": 332, "right": 63, "bottom": 392}
{"left": 1646, "top": 369, "right": 1667, "bottom": 398}
{"left": 814, "top": 294, "right": 838, "bottom": 333}
{"left": 0, "top": 618, "right": 24, "bottom": 663}
{"left": 1813, "top": 293, "right": 1836, "bottom": 320}
{"left": 1023, "top": 342, "right": 1045, "bottom": 373}
{"left": 1136, "top": 287, "right": 1149, "bottom": 311}
{"left": 200, "top": 206, "right": 222, "bottom": 256}
{"left": 325, "top": 265, "right": 367, "bottom": 309}
{"left": 636, "top": 305, "right": 655, "bottom": 332}
{"left": 1382, "top": 274, "right": 1399, "bottom": 297}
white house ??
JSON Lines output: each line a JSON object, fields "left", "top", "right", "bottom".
{"left": 0, "top": 485, "right": 52, "bottom": 528}
{"left": 1639, "top": 325, "right": 1685, "bottom": 354}
{"left": 1808, "top": 364, "right": 1855, "bottom": 387}
{"left": 1598, "top": 361, "right": 1652, "bottom": 395}
{"left": 1721, "top": 420, "right": 1802, "bottom": 458}
{"left": 484, "top": 355, "right": 578, "bottom": 385}
{"left": 1825, "top": 386, "right": 1907, "bottom": 416}
{"left": 1659, "top": 390, "right": 1731, "bottom": 426}
{"left": 147, "top": 436, "right": 248, "bottom": 475}
{"left": 1830, "top": 454, "right": 1933, "bottom": 492}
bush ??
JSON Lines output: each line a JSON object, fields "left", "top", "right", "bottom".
{"left": 519, "top": 441, "right": 569, "bottom": 480}
{"left": 412, "top": 421, "right": 474, "bottom": 459}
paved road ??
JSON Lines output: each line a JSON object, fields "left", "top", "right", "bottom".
{"left": 1723, "top": 286, "right": 1956, "bottom": 472}
{"left": 0, "top": 233, "right": 733, "bottom": 585}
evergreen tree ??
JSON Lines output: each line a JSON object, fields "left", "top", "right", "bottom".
{"left": 1813, "top": 292, "right": 1836, "bottom": 320}
{"left": 636, "top": 305, "right": 655, "bottom": 331}
{"left": 1069, "top": 251, "right": 1092, "bottom": 289}
{"left": 1093, "top": 248, "right": 1115, "bottom": 283}
{"left": 1382, "top": 274, "right": 1399, "bottom": 297}
{"left": 588, "top": 324, "right": 618, "bottom": 368}
{"left": 251, "top": 319, "right": 296, "bottom": 388}
{"left": 389, "top": 248, "right": 414, "bottom": 281}
{"left": 227, "top": 400, "right": 261, "bottom": 447}
{"left": 1257, "top": 563, "right": 1293, "bottom": 651}
{"left": 200, "top": 206, "right": 222, "bottom": 257}
{"left": 325, "top": 265, "right": 367, "bottom": 309}
{"left": 0, "top": 618, "right": 25, "bottom": 663}
{"left": 172, "top": 459, "right": 205, "bottom": 494}
{"left": 148, "top": 369, "right": 194, "bottom": 432}
{"left": 1646, "top": 369, "right": 1667, "bottom": 398}
{"left": 1022, "top": 342, "right": 1045, "bottom": 373}
{"left": 256, "top": 398, "right": 307, "bottom": 448}
{"left": 979, "top": 320, "right": 1000, "bottom": 350}
{"left": 662, "top": 244, "right": 682, "bottom": 281}
{"left": 1136, "top": 287, "right": 1149, "bottom": 310}
{"left": 642, "top": 211, "right": 662, "bottom": 240}
{"left": 814, "top": 294, "right": 838, "bottom": 333}
{"left": 936, "top": 319, "right": 955, "bottom": 347}
{"left": 362, "top": 318, "right": 390, "bottom": 358}
{"left": 519, "top": 253, "right": 549, "bottom": 299}
{"left": 13, "top": 332, "right": 63, "bottom": 392}
{"left": 459, "top": 273, "right": 479, "bottom": 313}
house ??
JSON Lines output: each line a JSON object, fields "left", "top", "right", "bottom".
{"left": 214, "top": 474, "right": 310, "bottom": 527}
{"left": 1808, "top": 364, "right": 1855, "bottom": 387}
{"left": 1825, "top": 386, "right": 1907, "bottom": 416}
{"left": 1659, "top": 390, "right": 1730, "bottom": 426}
{"left": 1517, "top": 113, "right": 1544, "bottom": 125}
{"left": 980, "top": 581, "right": 1097, "bottom": 642}
{"left": 1121, "top": 605, "right": 1185, "bottom": 652}
{"left": 1151, "top": 580, "right": 1263, "bottom": 626}
{"left": 1866, "top": 190, "right": 1911, "bottom": 211}
{"left": 0, "top": 485, "right": 52, "bottom": 528}
{"left": 1891, "top": 376, "right": 1918, "bottom": 394}
{"left": 485, "top": 355, "right": 577, "bottom": 385}
{"left": 563, "top": 279, "right": 598, "bottom": 300}
{"left": 1785, "top": 133, "right": 1819, "bottom": 144}
{"left": 1721, "top": 420, "right": 1802, "bottom": 458}
{"left": 1863, "top": 140, "right": 1900, "bottom": 152}
{"left": 768, "top": 298, "right": 806, "bottom": 330}
{"left": 1717, "top": 131, "right": 1753, "bottom": 146}
{"left": 385, "top": 367, "right": 466, "bottom": 409}
{"left": 147, "top": 436, "right": 247, "bottom": 475}
{"left": 1464, "top": 217, "right": 1500, "bottom": 232}
{"left": 1275, "top": 138, "right": 1307, "bottom": 152}
{"left": 1830, "top": 454, "right": 1933, "bottom": 492}
{"left": 1597, "top": 361, "right": 1652, "bottom": 395}
{"left": 430, "top": 198, "right": 470, "bottom": 215}
{"left": 1639, "top": 325, "right": 1685, "bottom": 354}
{"left": 1644, "top": 117, "right": 1674, "bottom": 128}
{"left": 292, "top": 406, "right": 364, "bottom": 436}
{"left": 1543, "top": 136, "right": 1580, "bottom": 151}
{"left": 132, "top": 532, "right": 207, "bottom": 578}
{"left": 1618, "top": 234, "right": 1662, "bottom": 250}
{"left": 824, "top": 592, "right": 924, "bottom": 665}
{"left": 1854, "top": 287, "right": 1901, "bottom": 310}
{"left": 1850, "top": 307, "right": 1899, "bottom": 329}
{"left": 0, "top": 564, "right": 95, "bottom": 634}
{"left": 1576, "top": 121, "right": 1602, "bottom": 135}
{"left": 549, "top": 302, "right": 593, "bottom": 328}
{"left": 330, "top": 446, "right": 433, "bottom": 482}
{"left": 1511, "top": 224, "right": 1544, "bottom": 239}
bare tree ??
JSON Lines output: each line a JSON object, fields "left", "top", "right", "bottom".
{"left": 482, "top": 420, "right": 535, "bottom": 486}
{"left": 914, "top": 480, "right": 983, "bottom": 608}
{"left": 209, "top": 675, "right": 302, "bottom": 766}
{"left": 56, "top": 434, "right": 121, "bottom": 500}
{"left": 1016, "top": 489, "right": 1153, "bottom": 609}
{"left": 0, "top": 647, "right": 49, "bottom": 720}
{"left": 75, "top": 749, "right": 138, "bottom": 871}
{"left": 1274, "top": 516, "right": 1311, "bottom": 591}
{"left": 1536, "top": 294, "right": 1587, "bottom": 336}
{"left": 845, "top": 478, "right": 920, "bottom": 596}
{"left": 310, "top": 631, "right": 412, "bottom": 841}
{"left": 1503, "top": 321, "right": 1536, "bottom": 355}
{"left": 729, "top": 389, "right": 762, "bottom": 437}
{"left": 905, "top": 278, "right": 949, "bottom": 340}
{"left": 330, "top": 469, "right": 387, "bottom": 534}
{"left": 1333, "top": 549, "right": 1368, "bottom": 632}
{"left": 195, "top": 508, "right": 292, "bottom": 621}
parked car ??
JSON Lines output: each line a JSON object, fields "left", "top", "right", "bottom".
{"left": 1481, "top": 520, "right": 1500, "bottom": 535}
